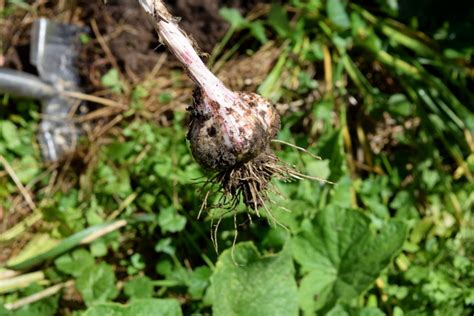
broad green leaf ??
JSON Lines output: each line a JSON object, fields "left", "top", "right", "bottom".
{"left": 267, "top": 4, "right": 291, "bottom": 37}
{"left": 305, "top": 159, "right": 331, "bottom": 181}
{"left": 90, "top": 239, "right": 109, "bottom": 257}
{"left": 84, "top": 298, "right": 182, "bottom": 316}
{"left": 0, "top": 121, "right": 21, "bottom": 150}
{"left": 55, "top": 248, "right": 95, "bottom": 277}
{"left": 210, "top": 242, "right": 298, "bottom": 316}
{"left": 155, "top": 260, "right": 173, "bottom": 277}
{"left": 187, "top": 266, "right": 212, "bottom": 299}
{"left": 219, "top": 8, "right": 247, "bottom": 30}
{"left": 293, "top": 207, "right": 407, "bottom": 314}
{"left": 124, "top": 276, "right": 155, "bottom": 299}
{"left": 329, "top": 177, "right": 352, "bottom": 209}
{"left": 76, "top": 262, "right": 119, "bottom": 306}
{"left": 158, "top": 207, "right": 186, "bottom": 233}
{"left": 249, "top": 21, "right": 268, "bottom": 44}
{"left": 327, "top": 0, "right": 350, "bottom": 29}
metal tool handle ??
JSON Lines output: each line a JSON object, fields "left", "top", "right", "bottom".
{"left": 0, "top": 68, "right": 55, "bottom": 99}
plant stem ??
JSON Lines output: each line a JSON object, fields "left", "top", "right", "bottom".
{"left": 0, "top": 271, "right": 45, "bottom": 294}
{"left": 4, "top": 280, "right": 74, "bottom": 310}
{"left": 138, "top": 0, "right": 237, "bottom": 104}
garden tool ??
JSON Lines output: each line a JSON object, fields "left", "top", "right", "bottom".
{"left": 0, "top": 18, "right": 87, "bottom": 161}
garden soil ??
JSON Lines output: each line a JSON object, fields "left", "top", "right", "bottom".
{"left": 3, "top": 0, "right": 268, "bottom": 79}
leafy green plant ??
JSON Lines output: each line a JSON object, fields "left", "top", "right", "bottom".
{"left": 294, "top": 208, "right": 406, "bottom": 314}
{"left": 210, "top": 242, "right": 298, "bottom": 316}
{"left": 0, "top": 0, "right": 472, "bottom": 315}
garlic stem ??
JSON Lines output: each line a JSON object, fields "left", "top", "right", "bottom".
{"left": 138, "top": 0, "right": 237, "bottom": 104}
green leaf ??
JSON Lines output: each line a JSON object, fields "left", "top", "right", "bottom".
{"left": 90, "top": 239, "right": 109, "bottom": 257}
{"left": 7, "top": 221, "right": 123, "bottom": 270}
{"left": 80, "top": 33, "right": 91, "bottom": 44}
{"left": 187, "top": 266, "right": 212, "bottom": 299}
{"left": 128, "top": 253, "right": 146, "bottom": 274}
{"left": 154, "top": 238, "right": 175, "bottom": 255}
{"left": 14, "top": 156, "right": 40, "bottom": 184}
{"left": 124, "top": 276, "right": 155, "bottom": 299}
{"left": 305, "top": 159, "right": 331, "bottom": 180}
{"left": 316, "top": 129, "right": 346, "bottom": 182}
{"left": 210, "top": 242, "right": 298, "bottom": 316}
{"left": 327, "top": 304, "right": 385, "bottom": 316}
{"left": 387, "top": 93, "right": 413, "bottom": 117}
{"left": 249, "top": 21, "right": 268, "bottom": 44}
{"left": 0, "top": 305, "right": 11, "bottom": 315}
{"left": 97, "top": 165, "right": 132, "bottom": 197}
{"left": 0, "top": 121, "right": 21, "bottom": 150}
{"left": 76, "top": 262, "right": 119, "bottom": 306}
{"left": 84, "top": 299, "right": 182, "bottom": 316}
{"left": 101, "top": 69, "right": 124, "bottom": 94}
{"left": 156, "top": 91, "right": 172, "bottom": 104}
{"left": 156, "top": 260, "right": 173, "bottom": 277}
{"left": 158, "top": 207, "right": 186, "bottom": 233}
{"left": 329, "top": 177, "right": 353, "bottom": 209}
{"left": 267, "top": 4, "right": 291, "bottom": 37}
{"left": 293, "top": 207, "right": 407, "bottom": 314}
{"left": 55, "top": 248, "right": 95, "bottom": 277}
{"left": 219, "top": 8, "right": 247, "bottom": 30}
{"left": 106, "top": 142, "right": 135, "bottom": 162}
{"left": 327, "top": 0, "right": 350, "bottom": 29}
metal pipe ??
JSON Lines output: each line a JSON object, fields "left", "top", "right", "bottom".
{"left": 0, "top": 68, "right": 55, "bottom": 99}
